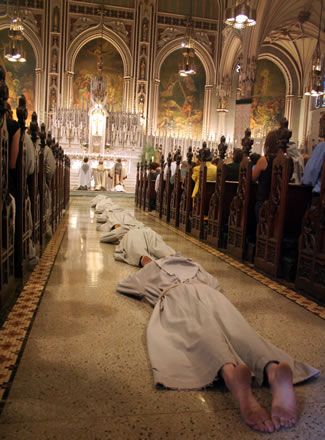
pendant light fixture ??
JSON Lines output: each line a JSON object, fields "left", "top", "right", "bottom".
{"left": 305, "top": 0, "right": 324, "bottom": 97}
{"left": 4, "top": 1, "right": 26, "bottom": 63}
{"left": 179, "top": 0, "right": 196, "bottom": 77}
{"left": 225, "top": 1, "right": 256, "bottom": 30}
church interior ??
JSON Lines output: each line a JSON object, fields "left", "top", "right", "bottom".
{"left": 0, "top": 0, "right": 325, "bottom": 438}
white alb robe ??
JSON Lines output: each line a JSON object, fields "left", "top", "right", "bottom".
{"left": 114, "top": 227, "right": 175, "bottom": 266}
{"left": 117, "top": 256, "right": 320, "bottom": 390}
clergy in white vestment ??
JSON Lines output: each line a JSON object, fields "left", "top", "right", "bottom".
{"left": 93, "top": 159, "right": 108, "bottom": 191}
{"left": 78, "top": 157, "right": 92, "bottom": 189}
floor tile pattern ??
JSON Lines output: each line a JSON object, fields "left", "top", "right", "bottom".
{"left": 145, "top": 211, "right": 325, "bottom": 321}
{"left": 0, "top": 218, "right": 68, "bottom": 405}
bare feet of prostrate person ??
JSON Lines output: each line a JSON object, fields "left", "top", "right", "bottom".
{"left": 222, "top": 364, "right": 275, "bottom": 433}
{"left": 266, "top": 362, "right": 298, "bottom": 430}
{"left": 140, "top": 255, "right": 153, "bottom": 267}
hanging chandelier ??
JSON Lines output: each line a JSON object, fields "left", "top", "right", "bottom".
{"left": 305, "top": 0, "right": 324, "bottom": 97}
{"left": 179, "top": 2, "right": 196, "bottom": 77}
{"left": 4, "top": 8, "right": 27, "bottom": 63}
{"left": 225, "top": 1, "right": 256, "bottom": 30}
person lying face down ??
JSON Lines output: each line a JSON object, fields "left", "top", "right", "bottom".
{"left": 117, "top": 255, "right": 319, "bottom": 434}
{"left": 113, "top": 227, "right": 175, "bottom": 266}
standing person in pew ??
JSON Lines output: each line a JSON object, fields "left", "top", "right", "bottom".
{"left": 225, "top": 148, "right": 244, "bottom": 181}
{"left": 117, "top": 254, "right": 319, "bottom": 433}
{"left": 191, "top": 148, "right": 217, "bottom": 198}
{"left": 302, "top": 136, "right": 325, "bottom": 203}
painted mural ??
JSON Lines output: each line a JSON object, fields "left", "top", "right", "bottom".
{"left": 0, "top": 29, "right": 36, "bottom": 116}
{"left": 73, "top": 39, "right": 124, "bottom": 112}
{"left": 158, "top": 49, "right": 206, "bottom": 138}
{"left": 250, "top": 59, "right": 286, "bottom": 139}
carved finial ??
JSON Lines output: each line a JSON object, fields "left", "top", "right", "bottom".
{"left": 16, "top": 95, "right": 28, "bottom": 130}
{"left": 187, "top": 146, "right": 193, "bottom": 165}
{"left": 30, "top": 111, "right": 39, "bottom": 144}
{"left": 40, "top": 123, "right": 46, "bottom": 149}
{"left": 0, "top": 65, "right": 9, "bottom": 116}
{"left": 218, "top": 135, "right": 228, "bottom": 160}
{"left": 241, "top": 128, "right": 254, "bottom": 156}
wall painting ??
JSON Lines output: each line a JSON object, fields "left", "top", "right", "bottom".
{"left": 73, "top": 39, "right": 124, "bottom": 112}
{"left": 158, "top": 49, "right": 206, "bottom": 138}
{"left": 250, "top": 59, "right": 286, "bottom": 139}
{"left": 0, "top": 29, "right": 36, "bottom": 117}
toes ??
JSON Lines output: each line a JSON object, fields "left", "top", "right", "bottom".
{"left": 272, "top": 415, "right": 281, "bottom": 430}
{"left": 264, "top": 419, "right": 275, "bottom": 433}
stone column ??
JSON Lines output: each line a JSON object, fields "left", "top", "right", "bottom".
{"left": 123, "top": 76, "right": 132, "bottom": 112}
{"left": 202, "top": 85, "right": 213, "bottom": 139}
{"left": 285, "top": 94, "right": 295, "bottom": 127}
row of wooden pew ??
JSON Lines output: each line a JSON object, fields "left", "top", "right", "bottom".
{"left": 135, "top": 149, "right": 325, "bottom": 304}
{"left": 0, "top": 84, "right": 70, "bottom": 312}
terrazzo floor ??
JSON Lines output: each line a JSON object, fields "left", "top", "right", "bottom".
{"left": 0, "top": 196, "right": 324, "bottom": 439}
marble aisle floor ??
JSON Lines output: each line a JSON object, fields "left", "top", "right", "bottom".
{"left": 0, "top": 197, "right": 324, "bottom": 439}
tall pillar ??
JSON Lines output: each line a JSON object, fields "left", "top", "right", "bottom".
{"left": 285, "top": 94, "right": 295, "bottom": 127}
{"left": 202, "top": 85, "right": 213, "bottom": 139}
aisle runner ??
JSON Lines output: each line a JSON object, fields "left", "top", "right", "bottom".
{"left": 0, "top": 218, "right": 67, "bottom": 406}
{"left": 146, "top": 212, "right": 325, "bottom": 321}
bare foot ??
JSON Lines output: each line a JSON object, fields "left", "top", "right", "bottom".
{"left": 222, "top": 364, "right": 275, "bottom": 433}
{"left": 140, "top": 255, "right": 153, "bottom": 267}
{"left": 267, "top": 362, "right": 298, "bottom": 430}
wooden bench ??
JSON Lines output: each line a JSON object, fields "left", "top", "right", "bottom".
{"left": 170, "top": 156, "right": 182, "bottom": 227}
{"left": 191, "top": 162, "right": 216, "bottom": 240}
{"left": 255, "top": 150, "right": 312, "bottom": 279}
{"left": 295, "top": 161, "right": 325, "bottom": 303}
{"left": 227, "top": 157, "right": 254, "bottom": 260}
{"left": 207, "top": 163, "right": 238, "bottom": 249}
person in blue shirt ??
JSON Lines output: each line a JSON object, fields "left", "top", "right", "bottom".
{"left": 302, "top": 140, "right": 325, "bottom": 195}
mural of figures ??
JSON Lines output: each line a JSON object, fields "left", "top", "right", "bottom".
{"left": 0, "top": 30, "right": 36, "bottom": 115}
{"left": 73, "top": 39, "right": 124, "bottom": 111}
{"left": 158, "top": 49, "right": 206, "bottom": 138}
{"left": 250, "top": 59, "right": 286, "bottom": 139}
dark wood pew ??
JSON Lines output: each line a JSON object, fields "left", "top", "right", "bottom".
{"left": 156, "top": 155, "right": 165, "bottom": 218}
{"left": 14, "top": 95, "right": 31, "bottom": 279}
{"left": 162, "top": 154, "right": 173, "bottom": 223}
{"left": 207, "top": 163, "right": 238, "bottom": 249}
{"left": 191, "top": 161, "right": 216, "bottom": 240}
{"left": 255, "top": 150, "right": 312, "bottom": 279}
{"left": 142, "top": 160, "right": 148, "bottom": 210}
{"left": 145, "top": 164, "right": 158, "bottom": 212}
{"left": 135, "top": 162, "right": 140, "bottom": 206}
{"left": 64, "top": 154, "right": 70, "bottom": 210}
{"left": 0, "top": 72, "right": 15, "bottom": 294}
{"left": 227, "top": 157, "right": 255, "bottom": 260}
{"left": 28, "top": 112, "right": 40, "bottom": 252}
{"left": 170, "top": 154, "right": 182, "bottom": 227}
{"left": 295, "top": 161, "right": 325, "bottom": 303}
{"left": 138, "top": 162, "right": 144, "bottom": 209}
{"left": 38, "top": 124, "right": 47, "bottom": 251}
{"left": 179, "top": 153, "right": 194, "bottom": 233}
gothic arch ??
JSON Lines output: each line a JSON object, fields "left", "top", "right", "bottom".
{"left": 66, "top": 26, "right": 132, "bottom": 77}
{"left": 259, "top": 45, "right": 301, "bottom": 96}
